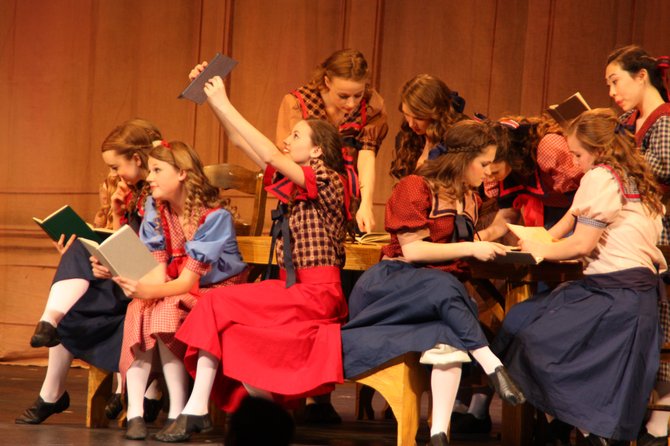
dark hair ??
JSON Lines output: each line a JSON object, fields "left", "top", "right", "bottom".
{"left": 492, "top": 115, "right": 562, "bottom": 177}
{"left": 391, "top": 74, "right": 467, "bottom": 179}
{"left": 417, "top": 120, "right": 496, "bottom": 198}
{"left": 568, "top": 108, "right": 663, "bottom": 216}
{"left": 304, "top": 119, "right": 345, "bottom": 174}
{"left": 607, "top": 45, "right": 669, "bottom": 102}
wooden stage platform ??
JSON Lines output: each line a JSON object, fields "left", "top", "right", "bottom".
{"left": 0, "top": 364, "right": 503, "bottom": 445}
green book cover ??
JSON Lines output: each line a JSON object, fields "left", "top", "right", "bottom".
{"left": 33, "top": 205, "right": 103, "bottom": 243}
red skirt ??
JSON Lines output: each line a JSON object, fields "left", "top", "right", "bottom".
{"left": 176, "top": 266, "right": 347, "bottom": 412}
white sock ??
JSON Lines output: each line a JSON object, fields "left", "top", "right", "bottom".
{"left": 113, "top": 372, "right": 123, "bottom": 394}
{"left": 430, "top": 363, "right": 462, "bottom": 436}
{"left": 39, "top": 345, "right": 74, "bottom": 402}
{"left": 243, "top": 383, "right": 273, "bottom": 400}
{"left": 181, "top": 351, "right": 219, "bottom": 416}
{"left": 469, "top": 347, "right": 503, "bottom": 375}
{"left": 647, "top": 382, "right": 670, "bottom": 437}
{"left": 126, "top": 348, "right": 153, "bottom": 420}
{"left": 467, "top": 393, "right": 490, "bottom": 419}
{"left": 40, "top": 279, "right": 89, "bottom": 326}
{"left": 144, "top": 377, "right": 161, "bottom": 400}
{"left": 157, "top": 340, "right": 189, "bottom": 419}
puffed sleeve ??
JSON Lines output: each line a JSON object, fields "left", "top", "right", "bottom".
{"left": 569, "top": 167, "right": 623, "bottom": 228}
{"left": 535, "top": 133, "right": 583, "bottom": 193}
{"left": 385, "top": 175, "right": 432, "bottom": 233}
{"left": 184, "top": 209, "right": 237, "bottom": 276}
{"left": 645, "top": 116, "right": 670, "bottom": 184}
{"left": 275, "top": 93, "right": 303, "bottom": 148}
{"left": 359, "top": 90, "right": 389, "bottom": 153}
{"left": 138, "top": 197, "right": 168, "bottom": 263}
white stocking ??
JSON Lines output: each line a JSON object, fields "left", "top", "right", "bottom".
{"left": 181, "top": 350, "right": 219, "bottom": 416}
{"left": 40, "top": 279, "right": 89, "bottom": 326}
{"left": 647, "top": 382, "right": 670, "bottom": 437}
{"left": 157, "top": 340, "right": 189, "bottom": 419}
{"left": 126, "top": 347, "right": 153, "bottom": 419}
{"left": 243, "top": 383, "right": 273, "bottom": 400}
{"left": 430, "top": 363, "right": 462, "bottom": 436}
{"left": 39, "top": 344, "right": 74, "bottom": 402}
{"left": 469, "top": 346, "right": 503, "bottom": 375}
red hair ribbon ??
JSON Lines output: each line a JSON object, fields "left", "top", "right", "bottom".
{"left": 499, "top": 119, "right": 520, "bottom": 129}
{"left": 161, "top": 140, "right": 171, "bottom": 148}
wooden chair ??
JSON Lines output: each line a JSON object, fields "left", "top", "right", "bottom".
{"left": 85, "top": 164, "right": 267, "bottom": 428}
{"left": 204, "top": 163, "right": 267, "bottom": 236}
{"left": 352, "top": 353, "right": 431, "bottom": 446}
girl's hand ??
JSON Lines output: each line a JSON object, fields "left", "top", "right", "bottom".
{"left": 113, "top": 276, "right": 151, "bottom": 299}
{"left": 52, "top": 234, "right": 76, "bottom": 255}
{"left": 204, "top": 76, "right": 231, "bottom": 109}
{"left": 470, "top": 241, "right": 508, "bottom": 261}
{"left": 188, "top": 61, "right": 208, "bottom": 81}
{"left": 90, "top": 256, "right": 112, "bottom": 279}
{"left": 111, "top": 180, "right": 130, "bottom": 217}
{"left": 519, "top": 239, "right": 548, "bottom": 258}
{"left": 356, "top": 204, "right": 376, "bottom": 234}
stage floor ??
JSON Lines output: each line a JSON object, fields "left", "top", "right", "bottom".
{"left": 0, "top": 364, "right": 502, "bottom": 445}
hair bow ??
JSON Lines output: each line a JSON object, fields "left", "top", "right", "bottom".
{"left": 449, "top": 91, "right": 466, "bottom": 114}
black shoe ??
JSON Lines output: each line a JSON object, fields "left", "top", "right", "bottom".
{"left": 15, "top": 392, "right": 70, "bottom": 424}
{"left": 154, "top": 413, "right": 213, "bottom": 442}
{"left": 126, "top": 416, "right": 148, "bottom": 440}
{"left": 450, "top": 413, "right": 492, "bottom": 434}
{"left": 105, "top": 393, "right": 123, "bottom": 420}
{"left": 429, "top": 432, "right": 449, "bottom": 445}
{"left": 303, "top": 402, "right": 342, "bottom": 424}
{"left": 638, "top": 429, "right": 669, "bottom": 446}
{"left": 582, "top": 433, "right": 627, "bottom": 446}
{"left": 487, "top": 366, "right": 526, "bottom": 405}
{"left": 143, "top": 397, "right": 162, "bottom": 423}
{"left": 30, "top": 321, "right": 60, "bottom": 348}
{"left": 546, "top": 419, "right": 573, "bottom": 446}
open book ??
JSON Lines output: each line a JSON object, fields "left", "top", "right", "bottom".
{"left": 354, "top": 231, "right": 391, "bottom": 245}
{"left": 79, "top": 225, "right": 158, "bottom": 280}
{"left": 492, "top": 247, "right": 543, "bottom": 265}
{"left": 506, "top": 223, "right": 554, "bottom": 244}
{"left": 545, "top": 92, "right": 591, "bottom": 128}
{"left": 33, "top": 205, "right": 113, "bottom": 244}
{"left": 179, "top": 53, "right": 238, "bottom": 105}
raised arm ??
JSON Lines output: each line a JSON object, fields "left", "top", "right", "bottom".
{"left": 204, "top": 76, "right": 308, "bottom": 187}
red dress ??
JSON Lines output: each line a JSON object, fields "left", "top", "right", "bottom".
{"left": 176, "top": 158, "right": 349, "bottom": 412}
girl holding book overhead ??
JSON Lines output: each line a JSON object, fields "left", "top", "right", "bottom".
{"left": 152, "top": 75, "right": 351, "bottom": 443}
{"left": 606, "top": 44, "right": 670, "bottom": 446}
{"left": 478, "top": 114, "right": 583, "bottom": 240}
{"left": 494, "top": 108, "right": 666, "bottom": 445}
{"left": 341, "top": 120, "right": 526, "bottom": 446}
{"left": 111, "top": 141, "right": 247, "bottom": 440}
{"left": 390, "top": 73, "right": 467, "bottom": 180}
{"left": 15, "top": 119, "right": 164, "bottom": 426}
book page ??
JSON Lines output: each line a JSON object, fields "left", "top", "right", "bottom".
{"left": 506, "top": 223, "right": 554, "bottom": 244}
{"left": 354, "top": 232, "right": 391, "bottom": 245}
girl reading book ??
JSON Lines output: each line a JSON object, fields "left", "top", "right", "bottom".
{"left": 152, "top": 74, "right": 352, "bottom": 443}
{"left": 605, "top": 44, "right": 670, "bottom": 446}
{"left": 16, "top": 119, "right": 164, "bottom": 426}
{"left": 494, "top": 108, "right": 666, "bottom": 445}
{"left": 341, "top": 120, "right": 526, "bottom": 446}
{"left": 111, "top": 141, "right": 247, "bottom": 440}
{"left": 390, "top": 73, "right": 467, "bottom": 179}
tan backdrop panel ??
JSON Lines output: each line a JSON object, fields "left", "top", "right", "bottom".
{"left": 2, "top": 0, "right": 669, "bottom": 362}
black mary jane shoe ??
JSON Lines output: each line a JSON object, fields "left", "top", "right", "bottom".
{"left": 15, "top": 391, "right": 70, "bottom": 424}
{"left": 154, "top": 413, "right": 213, "bottom": 442}
{"left": 104, "top": 393, "right": 124, "bottom": 420}
{"left": 429, "top": 432, "right": 449, "bottom": 445}
{"left": 30, "top": 321, "right": 60, "bottom": 348}
{"left": 450, "top": 413, "right": 492, "bottom": 435}
{"left": 545, "top": 419, "right": 573, "bottom": 446}
{"left": 143, "top": 397, "right": 163, "bottom": 423}
{"left": 126, "top": 416, "right": 148, "bottom": 440}
{"left": 487, "top": 366, "right": 526, "bottom": 406}
{"left": 637, "top": 428, "right": 669, "bottom": 446}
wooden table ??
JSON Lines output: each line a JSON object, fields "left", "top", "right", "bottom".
{"left": 469, "top": 260, "right": 584, "bottom": 446}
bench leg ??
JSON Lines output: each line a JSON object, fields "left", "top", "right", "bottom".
{"left": 86, "top": 366, "right": 112, "bottom": 428}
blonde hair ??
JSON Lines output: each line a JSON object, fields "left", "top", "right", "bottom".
{"left": 567, "top": 108, "right": 663, "bottom": 216}
{"left": 308, "top": 48, "right": 370, "bottom": 94}
{"left": 93, "top": 173, "right": 121, "bottom": 229}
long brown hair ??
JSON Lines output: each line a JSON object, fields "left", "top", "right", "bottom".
{"left": 416, "top": 120, "right": 496, "bottom": 198}
{"left": 100, "top": 118, "right": 162, "bottom": 215}
{"left": 492, "top": 114, "right": 563, "bottom": 177}
{"left": 391, "top": 74, "right": 466, "bottom": 179}
{"left": 304, "top": 119, "right": 345, "bottom": 174}
{"left": 308, "top": 48, "right": 371, "bottom": 98}
{"left": 607, "top": 45, "right": 669, "bottom": 102}
{"left": 567, "top": 108, "right": 663, "bottom": 216}
{"left": 148, "top": 141, "right": 222, "bottom": 227}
